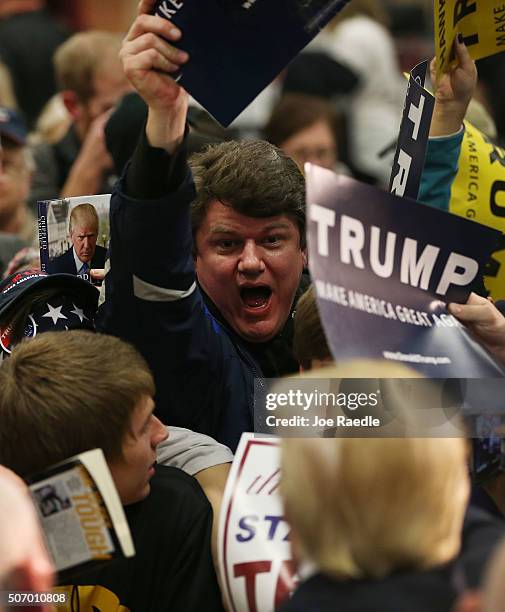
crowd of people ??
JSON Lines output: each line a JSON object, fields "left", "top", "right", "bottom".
{"left": 1, "top": 0, "right": 505, "bottom": 610}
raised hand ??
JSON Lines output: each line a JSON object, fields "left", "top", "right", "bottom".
{"left": 429, "top": 35, "right": 477, "bottom": 137}
{"left": 120, "top": 0, "right": 189, "bottom": 150}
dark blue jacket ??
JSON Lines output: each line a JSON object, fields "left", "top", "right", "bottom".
{"left": 97, "top": 168, "right": 267, "bottom": 451}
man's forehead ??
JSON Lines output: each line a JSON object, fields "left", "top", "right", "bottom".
{"left": 201, "top": 200, "right": 299, "bottom": 235}
{"left": 72, "top": 226, "right": 97, "bottom": 235}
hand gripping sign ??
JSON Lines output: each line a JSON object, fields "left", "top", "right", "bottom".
{"left": 435, "top": 0, "right": 505, "bottom": 76}
{"left": 218, "top": 434, "right": 297, "bottom": 612}
{"left": 306, "top": 165, "right": 505, "bottom": 378}
{"left": 389, "top": 61, "right": 435, "bottom": 200}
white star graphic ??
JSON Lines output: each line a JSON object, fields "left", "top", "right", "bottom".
{"left": 70, "top": 304, "right": 87, "bottom": 323}
{"left": 42, "top": 303, "right": 68, "bottom": 326}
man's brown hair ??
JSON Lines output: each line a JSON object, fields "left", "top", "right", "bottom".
{"left": 189, "top": 139, "right": 306, "bottom": 248}
{"left": 54, "top": 31, "right": 123, "bottom": 102}
{"left": 0, "top": 330, "right": 155, "bottom": 477}
{"left": 293, "top": 285, "right": 332, "bottom": 369}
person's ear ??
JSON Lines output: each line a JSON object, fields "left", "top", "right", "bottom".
{"left": 61, "top": 91, "right": 82, "bottom": 122}
{"left": 302, "top": 247, "right": 308, "bottom": 268}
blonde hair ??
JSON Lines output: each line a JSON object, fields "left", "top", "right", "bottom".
{"left": 282, "top": 434, "right": 468, "bottom": 579}
{"left": 54, "top": 31, "right": 123, "bottom": 102}
{"left": 0, "top": 60, "right": 18, "bottom": 109}
{"left": 30, "top": 94, "right": 71, "bottom": 145}
{"left": 69, "top": 203, "right": 99, "bottom": 234}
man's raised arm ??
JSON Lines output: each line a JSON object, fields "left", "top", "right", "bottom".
{"left": 98, "top": 3, "right": 230, "bottom": 438}
{"left": 120, "top": 0, "right": 189, "bottom": 154}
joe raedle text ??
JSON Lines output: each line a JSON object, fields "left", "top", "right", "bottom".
{"left": 265, "top": 414, "right": 381, "bottom": 428}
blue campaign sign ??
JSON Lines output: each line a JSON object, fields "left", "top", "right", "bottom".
{"left": 389, "top": 61, "right": 435, "bottom": 199}
{"left": 153, "top": 0, "right": 352, "bottom": 126}
{"left": 306, "top": 165, "right": 505, "bottom": 377}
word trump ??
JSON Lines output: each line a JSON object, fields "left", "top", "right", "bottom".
{"left": 310, "top": 204, "right": 479, "bottom": 297}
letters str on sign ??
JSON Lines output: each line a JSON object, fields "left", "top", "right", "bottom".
{"left": 218, "top": 434, "right": 297, "bottom": 612}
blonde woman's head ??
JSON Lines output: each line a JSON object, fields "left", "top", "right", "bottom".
{"left": 282, "top": 436, "right": 469, "bottom": 579}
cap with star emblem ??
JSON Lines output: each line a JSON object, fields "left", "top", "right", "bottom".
{"left": 0, "top": 270, "right": 98, "bottom": 323}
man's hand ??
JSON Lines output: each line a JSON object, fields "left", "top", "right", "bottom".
{"left": 91, "top": 268, "right": 106, "bottom": 282}
{"left": 429, "top": 35, "right": 477, "bottom": 137}
{"left": 120, "top": 0, "right": 189, "bottom": 151}
{"left": 448, "top": 293, "right": 505, "bottom": 366}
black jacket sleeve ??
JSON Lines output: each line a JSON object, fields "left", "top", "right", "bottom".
{"left": 125, "top": 126, "right": 190, "bottom": 199}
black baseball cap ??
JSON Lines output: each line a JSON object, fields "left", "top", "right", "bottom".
{"left": 0, "top": 270, "right": 99, "bottom": 322}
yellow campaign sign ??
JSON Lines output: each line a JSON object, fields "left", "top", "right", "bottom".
{"left": 450, "top": 121, "right": 505, "bottom": 299}
{"left": 435, "top": 0, "right": 505, "bottom": 74}
{"left": 55, "top": 585, "right": 131, "bottom": 611}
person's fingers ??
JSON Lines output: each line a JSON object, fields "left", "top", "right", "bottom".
{"left": 91, "top": 108, "right": 115, "bottom": 133}
{"left": 137, "top": 0, "right": 158, "bottom": 17}
{"left": 122, "top": 31, "right": 188, "bottom": 67}
{"left": 454, "top": 33, "right": 477, "bottom": 80}
{"left": 448, "top": 292, "right": 500, "bottom": 326}
{"left": 429, "top": 56, "right": 438, "bottom": 85}
{"left": 124, "top": 13, "right": 181, "bottom": 44}
{"left": 90, "top": 268, "right": 105, "bottom": 281}
{"left": 448, "top": 302, "right": 493, "bottom": 323}
{"left": 447, "top": 292, "right": 489, "bottom": 322}
{"left": 467, "top": 292, "right": 489, "bottom": 306}
{"left": 123, "top": 47, "right": 182, "bottom": 76}
{"left": 454, "top": 33, "right": 473, "bottom": 65}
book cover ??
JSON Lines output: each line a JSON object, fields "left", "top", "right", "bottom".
{"left": 153, "top": 0, "right": 352, "bottom": 126}
{"left": 27, "top": 449, "right": 134, "bottom": 583}
{"left": 37, "top": 194, "right": 110, "bottom": 283}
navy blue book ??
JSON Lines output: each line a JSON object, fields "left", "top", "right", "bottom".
{"left": 154, "top": 0, "right": 352, "bottom": 126}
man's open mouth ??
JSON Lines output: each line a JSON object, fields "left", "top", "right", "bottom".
{"left": 240, "top": 286, "right": 272, "bottom": 309}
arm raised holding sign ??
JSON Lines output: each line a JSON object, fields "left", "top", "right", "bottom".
{"left": 429, "top": 35, "right": 477, "bottom": 137}
{"left": 419, "top": 37, "right": 477, "bottom": 211}
{"left": 119, "top": 0, "right": 189, "bottom": 152}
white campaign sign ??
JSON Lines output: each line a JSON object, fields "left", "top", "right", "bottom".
{"left": 218, "top": 434, "right": 297, "bottom": 612}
